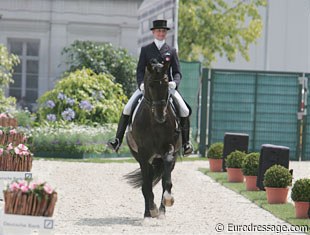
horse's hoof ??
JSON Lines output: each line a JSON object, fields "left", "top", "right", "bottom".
{"left": 158, "top": 211, "right": 166, "bottom": 219}
{"left": 163, "top": 191, "right": 174, "bottom": 207}
{"left": 150, "top": 204, "right": 159, "bottom": 218}
{"left": 163, "top": 197, "right": 174, "bottom": 207}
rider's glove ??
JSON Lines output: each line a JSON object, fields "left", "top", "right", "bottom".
{"left": 169, "top": 81, "right": 176, "bottom": 90}
{"left": 139, "top": 83, "right": 145, "bottom": 91}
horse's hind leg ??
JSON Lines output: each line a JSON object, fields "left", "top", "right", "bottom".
{"left": 140, "top": 160, "right": 158, "bottom": 218}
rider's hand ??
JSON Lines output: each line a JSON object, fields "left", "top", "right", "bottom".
{"left": 169, "top": 81, "right": 176, "bottom": 90}
{"left": 139, "top": 83, "right": 145, "bottom": 91}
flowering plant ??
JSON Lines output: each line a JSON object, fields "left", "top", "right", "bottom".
{"left": 25, "top": 123, "right": 126, "bottom": 154}
{"left": 3, "top": 178, "right": 57, "bottom": 216}
{"left": 37, "top": 69, "right": 127, "bottom": 125}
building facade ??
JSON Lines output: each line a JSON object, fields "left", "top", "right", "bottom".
{"left": 137, "top": 0, "right": 177, "bottom": 51}
{"left": 0, "top": 0, "right": 142, "bottom": 108}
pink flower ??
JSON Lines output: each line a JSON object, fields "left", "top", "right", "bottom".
{"left": 0, "top": 113, "right": 8, "bottom": 118}
{"left": 0, "top": 148, "right": 3, "bottom": 155}
{"left": 9, "top": 182, "right": 20, "bottom": 191}
{"left": 0, "top": 130, "right": 3, "bottom": 135}
{"left": 7, "top": 143, "right": 13, "bottom": 151}
{"left": 18, "top": 180, "right": 27, "bottom": 188}
{"left": 29, "top": 182, "right": 37, "bottom": 190}
{"left": 17, "top": 144, "right": 28, "bottom": 151}
{"left": 44, "top": 184, "right": 53, "bottom": 194}
{"left": 9, "top": 129, "right": 17, "bottom": 134}
{"left": 20, "top": 185, "right": 29, "bottom": 193}
{"left": 14, "top": 144, "right": 30, "bottom": 156}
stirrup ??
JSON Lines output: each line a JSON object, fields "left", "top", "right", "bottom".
{"left": 107, "top": 138, "right": 121, "bottom": 152}
{"left": 183, "top": 143, "right": 193, "bottom": 156}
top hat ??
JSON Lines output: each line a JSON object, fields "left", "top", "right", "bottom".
{"left": 150, "top": 20, "right": 170, "bottom": 30}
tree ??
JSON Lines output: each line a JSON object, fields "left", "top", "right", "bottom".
{"left": 61, "top": 40, "right": 137, "bottom": 97}
{"left": 178, "top": 0, "right": 267, "bottom": 67}
{"left": 0, "top": 44, "right": 19, "bottom": 112}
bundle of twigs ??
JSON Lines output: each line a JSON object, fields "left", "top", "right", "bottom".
{"left": 7, "top": 132, "right": 26, "bottom": 145}
{"left": 0, "top": 132, "right": 25, "bottom": 145}
{"left": 3, "top": 191, "right": 57, "bottom": 217}
{"left": 0, "top": 152, "right": 32, "bottom": 171}
{"left": 0, "top": 117, "right": 17, "bottom": 127}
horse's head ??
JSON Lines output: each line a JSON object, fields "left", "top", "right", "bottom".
{"left": 144, "top": 59, "right": 170, "bottom": 123}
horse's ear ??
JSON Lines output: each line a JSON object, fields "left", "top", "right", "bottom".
{"left": 163, "top": 59, "right": 171, "bottom": 72}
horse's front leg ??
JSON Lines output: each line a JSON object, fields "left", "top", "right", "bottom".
{"left": 139, "top": 158, "right": 158, "bottom": 218}
{"left": 161, "top": 145, "right": 175, "bottom": 210}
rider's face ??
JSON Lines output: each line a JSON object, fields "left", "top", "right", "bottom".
{"left": 152, "top": 29, "right": 168, "bottom": 41}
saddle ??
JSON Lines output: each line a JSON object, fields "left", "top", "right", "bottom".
{"left": 128, "top": 94, "right": 180, "bottom": 129}
{"left": 126, "top": 94, "right": 181, "bottom": 154}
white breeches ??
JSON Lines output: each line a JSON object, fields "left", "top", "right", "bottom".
{"left": 123, "top": 89, "right": 189, "bottom": 117}
{"left": 123, "top": 89, "right": 142, "bottom": 115}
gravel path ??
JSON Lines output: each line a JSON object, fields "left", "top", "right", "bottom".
{"left": 20, "top": 159, "right": 308, "bottom": 235}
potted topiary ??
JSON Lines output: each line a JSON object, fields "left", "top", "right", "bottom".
{"left": 225, "top": 150, "right": 246, "bottom": 182}
{"left": 291, "top": 178, "right": 310, "bottom": 219}
{"left": 242, "top": 152, "right": 260, "bottom": 191}
{"left": 207, "top": 142, "right": 223, "bottom": 172}
{"left": 263, "top": 164, "right": 292, "bottom": 204}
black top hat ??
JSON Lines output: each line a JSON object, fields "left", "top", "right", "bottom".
{"left": 150, "top": 20, "right": 170, "bottom": 30}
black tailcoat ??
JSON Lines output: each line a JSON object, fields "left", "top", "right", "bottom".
{"left": 136, "top": 42, "right": 182, "bottom": 88}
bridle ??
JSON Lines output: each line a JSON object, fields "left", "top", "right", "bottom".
{"left": 143, "top": 75, "right": 170, "bottom": 113}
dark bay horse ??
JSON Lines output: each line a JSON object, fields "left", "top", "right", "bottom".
{"left": 125, "top": 59, "right": 182, "bottom": 218}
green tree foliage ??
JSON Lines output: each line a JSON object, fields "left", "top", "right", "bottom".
{"left": 61, "top": 40, "right": 137, "bottom": 96}
{"left": 0, "top": 44, "right": 19, "bottom": 111}
{"left": 179, "top": 0, "right": 267, "bottom": 67}
{"left": 37, "top": 68, "right": 127, "bottom": 125}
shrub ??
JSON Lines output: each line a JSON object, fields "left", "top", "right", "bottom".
{"left": 13, "top": 109, "right": 36, "bottom": 127}
{"left": 242, "top": 152, "right": 260, "bottom": 176}
{"left": 207, "top": 142, "right": 223, "bottom": 159}
{"left": 225, "top": 150, "right": 246, "bottom": 168}
{"left": 61, "top": 40, "right": 137, "bottom": 96}
{"left": 263, "top": 164, "right": 292, "bottom": 188}
{"left": 291, "top": 178, "right": 310, "bottom": 202}
{"left": 37, "top": 69, "right": 127, "bottom": 124}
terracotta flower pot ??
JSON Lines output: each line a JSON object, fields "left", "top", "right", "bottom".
{"left": 209, "top": 158, "right": 223, "bottom": 172}
{"left": 227, "top": 168, "right": 244, "bottom": 182}
{"left": 244, "top": 175, "right": 259, "bottom": 191}
{"left": 265, "top": 187, "right": 289, "bottom": 204}
{"left": 294, "top": 201, "right": 310, "bottom": 219}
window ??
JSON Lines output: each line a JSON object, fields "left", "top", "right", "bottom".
{"left": 8, "top": 39, "right": 39, "bottom": 105}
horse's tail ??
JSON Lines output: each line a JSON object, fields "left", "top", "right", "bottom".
{"left": 124, "top": 168, "right": 142, "bottom": 188}
{"left": 124, "top": 158, "right": 164, "bottom": 188}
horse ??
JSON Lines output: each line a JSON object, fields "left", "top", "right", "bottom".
{"left": 125, "top": 58, "right": 182, "bottom": 218}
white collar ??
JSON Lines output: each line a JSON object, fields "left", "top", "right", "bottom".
{"left": 154, "top": 39, "right": 165, "bottom": 50}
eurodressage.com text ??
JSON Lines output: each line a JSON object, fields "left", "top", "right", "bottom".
{"left": 215, "top": 222, "right": 309, "bottom": 233}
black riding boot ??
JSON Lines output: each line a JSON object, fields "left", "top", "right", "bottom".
{"left": 180, "top": 117, "right": 193, "bottom": 156}
{"left": 107, "top": 114, "right": 130, "bottom": 152}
